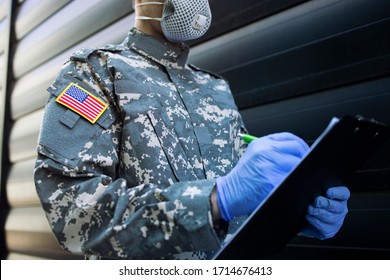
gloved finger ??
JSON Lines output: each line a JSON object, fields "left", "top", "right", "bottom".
{"left": 272, "top": 153, "right": 302, "bottom": 174}
{"left": 268, "top": 132, "right": 309, "bottom": 156}
{"left": 305, "top": 214, "right": 339, "bottom": 239}
{"left": 272, "top": 140, "right": 308, "bottom": 159}
{"left": 268, "top": 132, "right": 306, "bottom": 144}
{"left": 300, "top": 226, "right": 322, "bottom": 240}
{"left": 313, "top": 196, "right": 348, "bottom": 214}
{"left": 307, "top": 204, "right": 347, "bottom": 224}
{"left": 326, "top": 186, "right": 351, "bottom": 201}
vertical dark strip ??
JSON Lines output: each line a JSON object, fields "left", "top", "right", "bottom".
{"left": 0, "top": 0, "right": 17, "bottom": 260}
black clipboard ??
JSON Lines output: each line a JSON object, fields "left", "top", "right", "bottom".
{"left": 213, "top": 115, "right": 390, "bottom": 260}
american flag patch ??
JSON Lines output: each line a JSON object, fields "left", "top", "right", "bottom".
{"left": 55, "top": 83, "right": 108, "bottom": 124}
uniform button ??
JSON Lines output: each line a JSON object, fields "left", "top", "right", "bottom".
{"left": 102, "top": 178, "right": 111, "bottom": 185}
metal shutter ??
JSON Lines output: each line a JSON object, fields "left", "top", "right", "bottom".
{"left": 5, "top": 0, "right": 133, "bottom": 260}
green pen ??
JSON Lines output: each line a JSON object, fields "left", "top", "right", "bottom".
{"left": 238, "top": 133, "right": 258, "bottom": 143}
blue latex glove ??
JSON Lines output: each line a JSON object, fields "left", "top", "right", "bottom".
{"left": 301, "top": 186, "right": 350, "bottom": 239}
{"left": 216, "top": 132, "right": 309, "bottom": 221}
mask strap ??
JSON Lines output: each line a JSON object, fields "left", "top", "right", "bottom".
{"left": 135, "top": 16, "right": 162, "bottom": 21}
{"left": 134, "top": 2, "right": 164, "bottom": 21}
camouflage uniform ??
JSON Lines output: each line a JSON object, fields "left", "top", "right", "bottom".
{"left": 34, "top": 28, "right": 247, "bottom": 259}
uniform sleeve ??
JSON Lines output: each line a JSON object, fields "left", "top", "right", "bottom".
{"left": 34, "top": 58, "right": 224, "bottom": 259}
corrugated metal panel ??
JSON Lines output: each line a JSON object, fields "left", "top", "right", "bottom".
{"left": 13, "top": 0, "right": 132, "bottom": 78}
{"left": 15, "top": 0, "right": 71, "bottom": 40}
{"left": 0, "top": 1, "right": 8, "bottom": 103}
{"left": 0, "top": 19, "right": 7, "bottom": 53}
{"left": 0, "top": 0, "right": 7, "bottom": 20}
{"left": 190, "top": 0, "right": 390, "bottom": 109}
{"left": 191, "top": 0, "right": 390, "bottom": 258}
{"left": 0, "top": 0, "right": 9, "bottom": 139}
{"left": 5, "top": 0, "right": 134, "bottom": 259}
{"left": 5, "top": 207, "right": 82, "bottom": 259}
{"left": 0, "top": 53, "right": 5, "bottom": 88}
{"left": 9, "top": 109, "right": 43, "bottom": 163}
{"left": 11, "top": 15, "right": 133, "bottom": 120}
{"left": 6, "top": 159, "right": 38, "bottom": 207}
{"left": 0, "top": 0, "right": 12, "bottom": 261}
{"left": 7, "top": 253, "right": 46, "bottom": 260}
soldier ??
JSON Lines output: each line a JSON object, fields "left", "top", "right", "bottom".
{"left": 34, "top": 0, "right": 350, "bottom": 259}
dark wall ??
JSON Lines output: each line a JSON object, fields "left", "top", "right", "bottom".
{"left": 190, "top": 0, "right": 390, "bottom": 259}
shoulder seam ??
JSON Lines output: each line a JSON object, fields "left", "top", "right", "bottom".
{"left": 188, "top": 63, "right": 226, "bottom": 81}
{"left": 70, "top": 45, "right": 125, "bottom": 62}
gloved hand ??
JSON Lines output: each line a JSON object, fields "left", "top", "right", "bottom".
{"left": 301, "top": 186, "right": 350, "bottom": 239}
{"left": 216, "top": 132, "right": 309, "bottom": 221}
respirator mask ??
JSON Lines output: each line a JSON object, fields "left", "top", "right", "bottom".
{"left": 135, "top": 0, "right": 212, "bottom": 43}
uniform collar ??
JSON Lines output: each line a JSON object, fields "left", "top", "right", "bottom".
{"left": 123, "top": 28, "right": 190, "bottom": 69}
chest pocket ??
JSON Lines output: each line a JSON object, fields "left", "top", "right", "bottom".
{"left": 147, "top": 109, "right": 200, "bottom": 182}
{"left": 37, "top": 77, "right": 115, "bottom": 169}
{"left": 115, "top": 78, "right": 206, "bottom": 184}
{"left": 121, "top": 106, "right": 201, "bottom": 186}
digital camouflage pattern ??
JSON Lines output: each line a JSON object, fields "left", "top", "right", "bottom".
{"left": 34, "top": 28, "right": 247, "bottom": 259}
